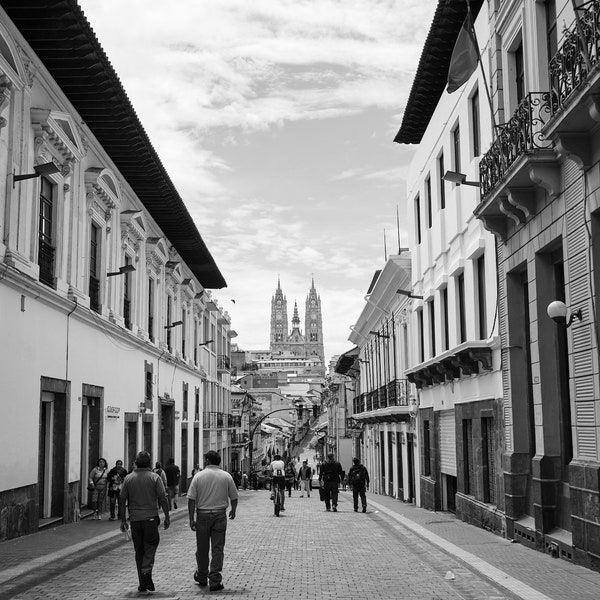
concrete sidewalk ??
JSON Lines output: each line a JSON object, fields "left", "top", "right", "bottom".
{"left": 1, "top": 491, "right": 600, "bottom": 599}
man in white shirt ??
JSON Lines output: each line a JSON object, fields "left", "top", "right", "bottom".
{"left": 269, "top": 453, "right": 286, "bottom": 511}
{"left": 188, "top": 451, "right": 238, "bottom": 592}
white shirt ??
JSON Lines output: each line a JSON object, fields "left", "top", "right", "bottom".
{"left": 187, "top": 465, "right": 238, "bottom": 511}
{"left": 270, "top": 460, "right": 285, "bottom": 478}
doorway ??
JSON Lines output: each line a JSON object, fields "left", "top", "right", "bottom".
{"left": 396, "top": 432, "right": 404, "bottom": 500}
{"left": 80, "top": 397, "right": 100, "bottom": 506}
{"left": 181, "top": 425, "right": 188, "bottom": 493}
{"left": 160, "top": 401, "right": 175, "bottom": 465}
{"left": 125, "top": 414, "right": 138, "bottom": 470}
{"left": 39, "top": 390, "right": 67, "bottom": 520}
{"left": 406, "top": 432, "right": 415, "bottom": 502}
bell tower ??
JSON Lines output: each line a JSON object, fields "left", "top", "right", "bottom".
{"left": 304, "top": 276, "right": 324, "bottom": 362}
{"left": 270, "top": 276, "right": 288, "bottom": 353}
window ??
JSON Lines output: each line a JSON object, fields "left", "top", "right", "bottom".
{"left": 144, "top": 361, "right": 153, "bottom": 409}
{"left": 515, "top": 42, "right": 525, "bottom": 104}
{"left": 463, "top": 419, "right": 474, "bottom": 495}
{"left": 546, "top": 0, "right": 557, "bottom": 60}
{"left": 452, "top": 125, "right": 461, "bottom": 174}
{"left": 167, "top": 296, "right": 173, "bottom": 352}
{"left": 476, "top": 254, "right": 487, "bottom": 339}
{"left": 148, "top": 279, "right": 155, "bottom": 342}
{"left": 417, "top": 309, "right": 424, "bottom": 363}
{"left": 428, "top": 299, "right": 436, "bottom": 358}
{"left": 89, "top": 223, "right": 100, "bottom": 313}
{"left": 415, "top": 195, "right": 422, "bottom": 244}
{"left": 471, "top": 90, "right": 480, "bottom": 157}
{"left": 183, "top": 383, "right": 189, "bottom": 419}
{"left": 438, "top": 153, "right": 446, "bottom": 210}
{"left": 423, "top": 419, "right": 431, "bottom": 476}
{"left": 457, "top": 272, "right": 466, "bottom": 343}
{"left": 441, "top": 287, "right": 449, "bottom": 352}
{"left": 194, "top": 387, "right": 200, "bottom": 421}
{"left": 123, "top": 256, "right": 132, "bottom": 330}
{"left": 38, "top": 177, "right": 55, "bottom": 287}
{"left": 425, "top": 176, "right": 432, "bottom": 229}
{"left": 181, "top": 310, "right": 187, "bottom": 359}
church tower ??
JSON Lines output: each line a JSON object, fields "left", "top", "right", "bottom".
{"left": 270, "top": 276, "right": 288, "bottom": 353}
{"left": 304, "top": 277, "right": 324, "bottom": 362}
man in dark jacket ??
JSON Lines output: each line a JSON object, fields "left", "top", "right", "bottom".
{"left": 348, "top": 457, "right": 370, "bottom": 513}
{"left": 319, "top": 453, "right": 344, "bottom": 512}
{"left": 297, "top": 460, "right": 312, "bottom": 497}
{"left": 106, "top": 459, "right": 128, "bottom": 520}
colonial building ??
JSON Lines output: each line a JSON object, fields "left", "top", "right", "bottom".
{"left": 338, "top": 253, "right": 420, "bottom": 504}
{"left": 0, "top": 2, "right": 234, "bottom": 540}
{"left": 395, "top": 0, "right": 505, "bottom": 532}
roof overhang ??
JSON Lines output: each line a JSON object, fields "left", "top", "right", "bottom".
{"left": 394, "top": 0, "right": 483, "bottom": 145}
{"left": 2, "top": 0, "right": 226, "bottom": 288}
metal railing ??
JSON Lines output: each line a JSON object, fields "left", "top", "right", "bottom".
{"left": 479, "top": 92, "right": 553, "bottom": 198}
{"left": 203, "top": 411, "right": 226, "bottom": 429}
{"left": 89, "top": 275, "right": 100, "bottom": 313}
{"left": 217, "top": 355, "right": 230, "bottom": 371}
{"left": 549, "top": 0, "right": 600, "bottom": 115}
{"left": 38, "top": 239, "right": 55, "bottom": 287}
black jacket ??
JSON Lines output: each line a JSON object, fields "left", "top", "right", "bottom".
{"left": 319, "top": 459, "right": 344, "bottom": 484}
{"left": 348, "top": 463, "right": 370, "bottom": 488}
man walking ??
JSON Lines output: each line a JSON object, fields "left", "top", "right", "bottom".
{"left": 348, "top": 457, "right": 370, "bottom": 513}
{"left": 164, "top": 457, "right": 181, "bottom": 510}
{"left": 297, "top": 459, "right": 312, "bottom": 497}
{"left": 319, "top": 453, "right": 344, "bottom": 512}
{"left": 120, "top": 451, "right": 170, "bottom": 593}
{"left": 188, "top": 450, "right": 238, "bottom": 592}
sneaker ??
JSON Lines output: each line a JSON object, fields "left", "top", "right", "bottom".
{"left": 354, "top": 508, "right": 358, "bottom": 512}
{"left": 326, "top": 508, "right": 331, "bottom": 512}
{"left": 138, "top": 584, "right": 147, "bottom": 592}
{"left": 300, "top": 494, "right": 304, "bottom": 498}
{"left": 332, "top": 507, "right": 337, "bottom": 512}
{"left": 280, "top": 507, "right": 285, "bottom": 511}
{"left": 174, "top": 502, "right": 178, "bottom": 509}
{"left": 194, "top": 570, "right": 207, "bottom": 586}
{"left": 362, "top": 507, "right": 367, "bottom": 513}
{"left": 109, "top": 516, "right": 116, "bottom": 521}
{"left": 142, "top": 572, "right": 155, "bottom": 592}
{"left": 209, "top": 583, "right": 224, "bottom": 592}
{"left": 270, "top": 494, "right": 274, "bottom": 500}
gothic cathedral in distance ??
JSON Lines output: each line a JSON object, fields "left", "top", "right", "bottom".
{"left": 270, "top": 277, "right": 325, "bottom": 364}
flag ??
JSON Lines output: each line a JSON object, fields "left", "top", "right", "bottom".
{"left": 447, "top": 14, "right": 478, "bottom": 94}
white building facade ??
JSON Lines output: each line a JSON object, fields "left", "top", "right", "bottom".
{"left": 0, "top": 3, "right": 233, "bottom": 540}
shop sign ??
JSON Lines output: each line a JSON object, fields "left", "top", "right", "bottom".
{"left": 106, "top": 406, "right": 121, "bottom": 419}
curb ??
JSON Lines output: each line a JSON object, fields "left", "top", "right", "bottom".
{"left": 365, "top": 496, "right": 554, "bottom": 600}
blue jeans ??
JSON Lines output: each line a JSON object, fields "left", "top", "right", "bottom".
{"left": 195, "top": 511, "right": 228, "bottom": 586}
{"left": 130, "top": 516, "right": 160, "bottom": 583}
{"left": 352, "top": 485, "right": 367, "bottom": 509}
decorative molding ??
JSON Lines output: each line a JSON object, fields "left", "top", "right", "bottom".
{"left": 553, "top": 133, "right": 593, "bottom": 170}
{"left": 528, "top": 163, "right": 560, "bottom": 199}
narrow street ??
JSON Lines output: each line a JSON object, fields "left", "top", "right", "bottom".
{"left": 2, "top": 489, "right": 600, "bottom": 600}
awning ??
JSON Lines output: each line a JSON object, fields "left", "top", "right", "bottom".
{"left": 334, "top": 347, "right": 359, "bottom": 376}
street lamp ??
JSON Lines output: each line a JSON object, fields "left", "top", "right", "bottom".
{"left": 443, "top": 170, "right": 481, "bottom": 187}
{"left": 547, "top": 300, "right": 582, "bottom": 328}
{"left": 107, "top": 264, "right": 136, "bottom": 277}
{"left": 12, "top": 161, "right": 60, "bottom": 187}
{"left": 164, "top": 320, "right": 183, "bottom": 329}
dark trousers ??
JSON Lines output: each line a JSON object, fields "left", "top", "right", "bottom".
{"left": 323, "top": 481, "right": 339, "bottom": 510}
{"left": 195, "top": 511, "right": 228, "bottom": 586}
{"left": 352, "top": 485, "right": 367, "bottom": 509}
{"left": 130, "top": 516, "right": 160, "bottom": 584}
{"left": 109, "top": 493, "right": 123, "bottom": 519}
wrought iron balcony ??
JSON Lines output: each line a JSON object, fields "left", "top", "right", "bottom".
{"left": 479, "top": 92, "right": 553, "bottom": 200}
{"left": 387, "top": 379, "right": 410, "bottom": 406}
{"left": 89, "top": 275, "right": 100, "bottom": 313}
{"left": 38, "top": 239, "right": 55, "bottom": 288}
{"left": 549, "top": 0, "right": 600, "bottom": 117}
{"left": 217, "top": 355, "right": 231, "bottom": 371}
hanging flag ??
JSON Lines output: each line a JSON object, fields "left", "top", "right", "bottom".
{"left": 447, "top": 13, "right": 478, "bottom": 94}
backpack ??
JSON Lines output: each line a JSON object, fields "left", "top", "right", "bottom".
{"left": 351, "top": 466, "right": 366, "bottom": 487}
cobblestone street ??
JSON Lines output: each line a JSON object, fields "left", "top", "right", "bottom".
{"left": 5, "top": 489, "right": 600, "bottom": 600}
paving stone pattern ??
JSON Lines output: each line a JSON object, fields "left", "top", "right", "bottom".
{"left": 2, "top": 491, "right": 519, "bottom": 600}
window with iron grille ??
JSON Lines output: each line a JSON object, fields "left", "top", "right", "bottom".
{"left": 144, "top": 362, "right": 153, "bottom": 409}
{"left": 428, "top": 298, "right": 436, "bottom": 358}
{"left": 463, "top": 419, "right": 474, "bottom": 495}
{"left": 38, "top": 177, "right": 55, "bottom": 287}
{"left": 89, "top": 223, "right": 100, "bottom": 312}
{"left": 182, "top": 383, "right": 188, "bottom": 420}
{"left": 167, "top": 296, "right": 173, "bottom": 352}
{"left": 181, "top": 310, "right": 186, "bottom": 359}
{"left": 441, "top": 287, "right": 449, "bottom": 352}
{"left": 417, "top": 309, "right": 424, "bottom": 363}
{"left": 194, "top": 387, "right": 200, "bottom": 422}
{"left": 457, "top": 271, "right": 466, "bottom": 344}
{"left": 476, "top": 254, "right": 487, "bottom": 339}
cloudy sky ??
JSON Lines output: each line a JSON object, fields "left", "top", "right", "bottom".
{"left": 78, "top": 0, "right": 435, "bottom": 362}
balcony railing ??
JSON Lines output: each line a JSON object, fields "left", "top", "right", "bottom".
{"left": 38, "top": 239, "right": 55, "bottom": 288}
{"left": 387, "top": 379, "right": 410, "bottom": 406}
{"left": 479, "top": 92, "right": 553, "bottom": 199}
{"left": 231, "top": 432, "right": 248, "bottom": 445}
{"left": 89, "top": 275, "right": 100, "bottom": 313}
{"left": 203, "top": 411, "right": 226, "bottom": 429}
{"left": 549, "top": 0, "right": 600, "bottom": 115}
{"left": 217, "top": 355, "right": 230, "bottom": 371}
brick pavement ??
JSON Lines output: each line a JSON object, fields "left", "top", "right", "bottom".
{"left": 0, "top": 490, "right": 599, "bottom": 599}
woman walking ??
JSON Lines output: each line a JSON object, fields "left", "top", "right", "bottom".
{"left": 88, "top": 457, "right": 108, "bottom": 519}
